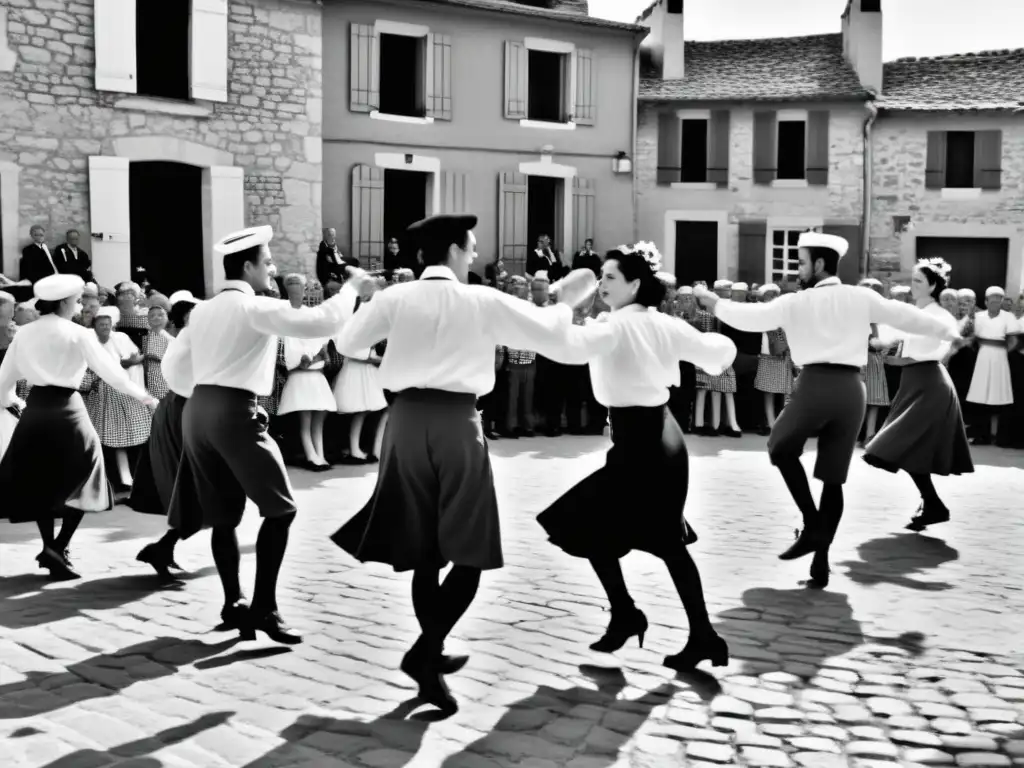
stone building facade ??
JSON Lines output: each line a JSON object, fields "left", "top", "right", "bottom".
{"left": 0, "top": 0, "right": 323, "bottom": 298}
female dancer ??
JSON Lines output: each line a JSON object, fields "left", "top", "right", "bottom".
{"left": 0, "top": 274, "right": 156, "bottom": 579}
{"left": 536, "top": 243, "right": 735, "bottom": 672}
{"left": 863, "top": 258, "right": 973, "bottom": 531}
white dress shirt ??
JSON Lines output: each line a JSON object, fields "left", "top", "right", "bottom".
{"left": 333, "top": 265, "right": 573, "bottom": 396}
{"left": 535, "top": 304, "right": 737, "bottom": 408}
{"left": 162, "top": 279, "right": 357, "bottom": 397}
{"left": 883, "top": 301, "right": 954, "bottom": 362}
{"left": 161, "top": 328, "right": 196, "bottom": 399}
{"left": 0, "top": 314, "right": 150, "bottom": 406}
{"left": 713, "top": 277, "right": 958, "bottom": 368}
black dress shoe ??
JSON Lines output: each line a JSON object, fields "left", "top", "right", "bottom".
{"left": 807, "top": 553, "right": 831, "bottom": 589}
{"left": 779, "top": 527, "right": 823, "bottom": 561}
{"left": 242, "top": 610, "right": 303, "bottom": 645}
{"left": 720, "top": 428, "right": 743, "bottom": 438}
{"left": 399, "top": 651, "right": 459, "bottom": 715}
{"left": 218, "top": 599, "right": 250, "bottom": 630}
{"left": 36, "top": 547, "right": 79, "bottom": 581}
{"left": 484, "top": 429, "right": 499, "bottom": 440}
{"left": 664, "top": 632, "right": 729, "bottom": 672}
{"left": 137, "top": 542, "right": 178, "bottom": 579}
{"left": 590, "top": 607, "right": 648, "bottom": 653}
{"left": 401, "top": 644, "right": 469, "bottom": 677}
{"left": 906, "top": 503, "right": 950, "bottom": 532}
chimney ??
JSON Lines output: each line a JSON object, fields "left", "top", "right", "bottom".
{"left": 641, "top": 0, "right": 685, "bottom": 79}
{"left": 841, "top": 0, "right": 883, "bottom": 92}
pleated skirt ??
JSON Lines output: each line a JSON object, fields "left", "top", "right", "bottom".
{"left": 129, "top": 392, "right": 187, "bottom": 515}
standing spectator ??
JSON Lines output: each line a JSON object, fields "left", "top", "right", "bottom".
{"left": 54, "top": 229, "right": 94, "bottom": 281}
{"left": 383, "top": 237, "right": 420, "bottom": 278}
{"left": 114, "top": 282, "right": 149, "bottom": 348}
{"left": 141, "top": 295, "right": 173, "bottom": 400}
{"left": 571, "top": 239, "right": 602, "bottom": 277}
{"left": 500, "top": 275, "right": 537, "bottom": 437}
{"left": 526, "top": 235, "right": 568, "bottom": 281}
{"left": 20, "top": 224, "right": 58, "bottom": 284}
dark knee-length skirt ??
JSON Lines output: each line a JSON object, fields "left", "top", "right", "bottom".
{"left": 0, "top": 386, "right": 112, "bottom": 522}
{"left": 129, "top": 392, "right": 187, "bottom": 516}
{"left": 864, "top": 361, "right": 974, "bottom": 476}
{"left": 331, "top": 388, "right": 502, "bottom": 572}
{"left": 537, "top": 404, "right": 693, "bottom": 559}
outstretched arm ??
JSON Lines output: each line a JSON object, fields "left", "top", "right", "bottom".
{"left": 333, "top": 291, "right": 393, "bottom": 357}
{"left": 701, "top": 289, "right": 790, "bottom": 333}
{"left": 868, "top": 293, "right": 959, "bottom": 341}
{"left": 485, "top": 290, "right": 575, "bottom": 352}
{"left": 667, "top": 317, "right": 737, "bottom": 375}
{"left": 246, "top": 283, "right": 360, "bottom": 339}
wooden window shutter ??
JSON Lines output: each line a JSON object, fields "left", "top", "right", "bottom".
{"left": 441, "top": 171, "right": 470, "bottom": 213}
{"left": 574, "top": 48, "right": 596, "bottom": 125}
{"left": 823, "top": 223, "right": 862, "bottom": 284}
{"left": 806, "top": 111, "right": 830, "bottom": 186}
{"left": 707, "top": 110, "right": 730, "bottom": 187}
{"left": 737, "top": 221, "right": 767, "bottom": 285}
{"left": 572, "top": 178, "right": 596, "bottom": 252}
{"left": 498, "top": 172, "right": 529, "bottom": 274}
{"left": 191, "top": 0, "right": 229, "bottom": 102}
{"left": 94, "top": 0, "right": 137, "bottom": 93}
{"left": 656, "top": 113, "right": 682, "bottom": 185}
{"left": 351, "top": 164, "right": 384, "bottom": 270}
{"left": 426, "top": 33, "right": 453, "bottom": 121}
{"left": 504, "top": 41, "right": 528, "bottom": 120}
{"left": 350, "top": 23, "right": 379, "bottom": 113}
{"left": 973, "top": 130, "right": 1003, "bottom": 190}
{"left": 925, "top": 131, "right": 947, "bottom": 189}
{"left": 88, "top": 156, "right": 132, "bottom": 289}
{"left": 752, "top": 111, "right": 777, "bottom": 185}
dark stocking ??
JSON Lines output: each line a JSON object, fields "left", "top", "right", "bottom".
{"left": 814, "top": 484, "right": 845, "bottom": 568}
{"left": 663, "top": 547, "right": 714, "bottom": 637}
{"left": 909, "top": 472, "right": 943, "bottom": 509}
{"left": 411, "top": 565, "right": 482, "bottom": 654}
{"left": 589, "top": 557, "right": 635, "bottom": 614}
{"left": 157, "top": 529, "right": 180, "bottom": 551}
{"left": 210, "top": 526, "right": 242, "bottom": 607}
{"left": 252, "top": 513, "right": 295, "bottom": 616}
{"left": 37, "top": 519, "right": 56, "bottom": 549}
{"left": 55, "top": 510, "right": 84, "bottom": 550}
{"left": 775, "top": 457, "right": 819, "bottom": 527}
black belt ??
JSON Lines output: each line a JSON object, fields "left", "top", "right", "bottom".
{"left": 803, "top": 363, "right": 861, "bottom": 373}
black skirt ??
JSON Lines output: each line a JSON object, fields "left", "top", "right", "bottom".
{"left": 0, "top": 386, "right": 112, "bottom": 522}
{"left": 129, "top": 392, "right": 187, "bottom": 516}
{"left": 864, "top": 361, "right": 974, "bottom": 476}
{"left": 332, "top": 388, "right": 502, "bottom": 572}
{"left": 537, "top": 404, "right": 692, "bottom": 559}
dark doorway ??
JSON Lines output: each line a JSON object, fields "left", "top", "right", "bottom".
{"left": 527, "top": 176, "right": 558, "bottom": 249}
{"left": 916, "top": 236, "right": 1008, "bottom": 307}
{"left": 136, "top": 1, "right": 190, "bottom": 100}
{"left": 675, "top": 220, "right": 718, "bottom": 287}
{"left": 383, "top": 169, "right": 428, "bottom": 258}
{"left": 379, "top": 34, "right": 424, "bottom": 118}
{"left": 129, "top": 162, "right": 204, "bottom": 297}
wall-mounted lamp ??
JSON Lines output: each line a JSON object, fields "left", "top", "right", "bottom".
{"left": 612, "top": 151, "right": 632, "bottom": 174}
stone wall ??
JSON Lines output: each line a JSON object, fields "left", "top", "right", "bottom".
{"left": 868, "top": 112, "right": 1024, "bottom": 282}
{"left": 0, "top": 0, "right": 322, "bottom": 285}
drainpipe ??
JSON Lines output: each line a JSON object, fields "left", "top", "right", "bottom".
{"left": 862, "top": 99, "right": 878, "bottom": 278}
{"left": 631, "top": 39, "right": 641, "bottom": 243}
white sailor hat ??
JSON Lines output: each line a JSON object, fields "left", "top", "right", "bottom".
{"left": 168, "top": 290, "right": 199, "bottom": 306}
{"left": 758, "top": 283, "right": 780, "bottom": 294}
{"left": 533, "top": 270, "right": 550, "bottom": 283}
{"left": 731, "top": 282, "right": 749, "bottom": 291}
{"left": 677, "top": 286, "right": 694, "bottom": 295}
{"left": 859, "top": 278, "right": 882, "bottom": 287}
{"left": 94, "top": 306, "right": 121, "bottom": 324}
{"left": 985, "top": 286, "right": 1005, "bottom": 298}
{"left": 797, "top": 232, "right": 849, "bottom": 258}
{"left": 713, "top": 279, "right": 733, "bottom": 290}
{"left": 957, "top": 288, "right": 976, "bottom": 298}
{"left": 214, "top": 225, "right": 274, "bottom": 257}
{"left": 34, "top": 273, "right": 85, "bottom": 302}
{"left": 889, "top": 285, "right": 910, "bottom": 294}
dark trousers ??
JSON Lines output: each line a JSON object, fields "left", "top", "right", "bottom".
{"left": 504, "top": 363, "right": 536, "bottom": 432}
{"left": 733, "top": 352, "right": 762, "bottom": 431}
{"left": 538, "top": 356, "right": 567, "bottom": 433}
{"left": 558, "top": 364, "right": 588, "bottom": 432}
{"left": 585, "top": 369, "right": 607, "bottom": 433}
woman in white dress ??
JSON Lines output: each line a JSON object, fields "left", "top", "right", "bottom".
{"left": 0, "top": 319, "right": 19, "bottom": 460}
{"left": 333, "top": 280, "right": 388, "bottom": 462}
{"left": 276, "top": 274, "right": 335, "bottom": 471}
{"left": 965, "top": 286, "right": 1016, "bottom": 445}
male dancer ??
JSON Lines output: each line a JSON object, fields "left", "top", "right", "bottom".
{"left": 165, "top": 226, "right": 366, "bottom": 644}
{"left": 694, "top": 233, "right": 959, "bottom": 587}
{"left": 331, "top": 214, "right": 595, "bottom": 714}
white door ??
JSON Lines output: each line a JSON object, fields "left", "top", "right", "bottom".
{"left": 88, "top": 156, "right": 132, "bottom": 289}
{"left": 202, "top": 165, "right": 245, "bottom": 295}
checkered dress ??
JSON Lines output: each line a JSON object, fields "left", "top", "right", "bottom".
{"left": 142, "top": 330, "right": 172, "bottom": 400}
{"left": 83, "top": 333, "right": 152, "bottom": 448}
{"left": 257, "top": 337, "right": 287, "bottom": 417}
{"left": 754, "top": 329, "right": 795, "bottom": 395}
{"left": 863, "top": 324, "right": 890, "bottom": 407}
{"left": 693, "top": 310, "right": 737, "bottom": 393}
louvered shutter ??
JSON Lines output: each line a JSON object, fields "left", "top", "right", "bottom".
{"left": 351, "top": 164, "right": 384, "bottom": 269}
{"left": 573, "top": 48, "right": 596, "bottom": 125}
{"left": 498, "top": 172, "right": 528, "bottom": 274}
{"left": 973, "top": 130, "right": 1003, "bottom": 190}
{"left": 806, "top": 111, "right": 830, "bottom": 186}
{"left": 350, "top": 23, "right": 379, "bottom": 113}
{"left": 504, "top": 41, "right": 528, "bottom": 120}
{"left": 441, "top": 171, "right": 469, "bottom": 213}
{"left": 737, "top": 221, "right": 767, "bottom": 285}
{"left": 707, "top": 110, "right": 730, "bottom": 187}
{"left": 925, "top": 131, "right": 947, "bottom": 189}
{"left": 657, "top": 113, "right": 682, "bottom": 185}
{"left": 572, "top": 178, "right": 595, "bottom": 252}
{"left": 752, "top": 111, "right": 777, "bottom": 185}
{"left": 426, "top": 33, "right": 453, "bottom": 121}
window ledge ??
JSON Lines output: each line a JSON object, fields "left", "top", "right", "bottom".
{"left": 940, "top": 187, "right": 983, "bottom": 200}
{"left": 671, "top": 182, "right": 717, "bottom": 191}
{"left": 519, "top": 119, "right": 577, "bottom": 131}
{"left": 771, "top": 179, "right": 809, "bottom": 189}
{"left": 370, "top": 111, "right": 434, "bottom": 125}
{"left": 113, "top": 96, "right": 212, "bottom": 118}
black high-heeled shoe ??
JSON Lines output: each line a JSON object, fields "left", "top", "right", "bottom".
{"left": 589, "top": 608, "right": 648, "bottom": 653}
{"left": 779, "top": 526, "right": 823, "bottom": 560}
{"left": 240, "top": 610, "right": 303, "bottom": 645}
{"left": 663, "top": 632, "right": 729, "bottom": 672}
{"left": 808, "top": 554, "right": 831, "bottom": 589}
{"left": 37, "top": 547, "right": 79, "bottom": 581}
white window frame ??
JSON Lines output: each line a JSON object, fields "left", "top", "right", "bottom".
{"left": 670, "top": 109, "right": 715, "bottom": 190}
{"left": 370, "top": 20, "right": 435, "bottom": 125}
{"left": 773, "top": 109, "right": 809, "bottom": 189}
{"left": 766, "top": 217, "right": 822, "bottom": 284}
{"left": 520, "top": 37, "right": 577, "bottom": 131}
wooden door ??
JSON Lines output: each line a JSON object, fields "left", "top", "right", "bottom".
{"left": 915, "top": 236, "right": 1009, "bottom": 303}
{"left": 674, "top": 220, "right": 718, "bottom": 287}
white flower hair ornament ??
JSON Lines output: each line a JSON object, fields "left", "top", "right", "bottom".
{"left": 631, "top": 241, "right": 663, "bottom": 274}
{"left": 917, "top": 257, "right": 952, "bottom": 280}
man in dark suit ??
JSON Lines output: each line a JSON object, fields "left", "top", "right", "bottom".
{"left": 316, "top": 227, "right": 359, "bottom": 296}
{"left": 571, "top": 239, "right": 602, "bottom": 277}
{"left": 525, "top": 235, "right": 568, "bottom": 281}
{"left": 20, "top": 224, "right": 59, "bottom": 284}
{"left": 54, "top": 229, "right": 94, "bottom": 281}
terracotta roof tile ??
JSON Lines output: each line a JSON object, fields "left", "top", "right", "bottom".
{"left": 879, "top": 49, "right": 1024, "bottom": 112}
{"left": 640, "top": 33, "right": 871, "bottom": 103}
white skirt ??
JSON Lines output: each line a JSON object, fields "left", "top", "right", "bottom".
{"left": 333, "top": 360, "right": 387, "bottom": 414}
{"left": 966, "top": 344, "right": 1014, "bottom": 406}
{"left": 278, "top": 370, "right": 337, "bottom": 415}
{"left": 0, "top": 408, "right": 18, "bottom": 462}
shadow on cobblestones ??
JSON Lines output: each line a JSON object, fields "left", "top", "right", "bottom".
{"left": 0, "top": 636, "right": 240, "bottom": 719}
{"left": 841, "top": 533, "right": 959, "bottom": 591}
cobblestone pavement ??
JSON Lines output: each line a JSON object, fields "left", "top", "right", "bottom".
{"left": 1, "top": 434, "right": 1023, "bottom": 767}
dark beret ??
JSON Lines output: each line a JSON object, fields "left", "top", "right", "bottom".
{"left": 406, "top": 214, "right": 478, "bottom": 249}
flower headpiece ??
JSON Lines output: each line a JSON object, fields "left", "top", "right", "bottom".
{"left": 625, "top": 241, "right": 662, "bottom": 274}
{"left": 916, "top": 257, "right": 952, "bottom": 280}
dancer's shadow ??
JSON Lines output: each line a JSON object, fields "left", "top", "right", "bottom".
{"left": 440, "top": 664, "right": 675, "bottom": 767}
{"left": 241, "top": 700, "right": 430, "bottom": 768}
{"left": 713, "top": 587, "right": 864, "bottom": 680}
{"left": 841, "top": 533, "right": 958, "bottom": 591}
{"left": 30, "top": 710, "right": 233, "bottom": 767}
{"left": 0, "top": 636, "right": 240, "bottom": 719}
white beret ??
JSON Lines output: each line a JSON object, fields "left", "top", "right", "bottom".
{"left": 731, "top": 282, "right": 749, "bottom": 291}
{"left": 214, "top": 225, "right": 273, "bottom": 257}
{"left": 889, "top": 285, "right": 910, "bottom": 294}
{"left": 95, "top": 306, "right": 121, "bottom": 324}
{"left": 677, "top": 286, "right": 693, "bottom": 295}
{"left": 168, "top": 290, "right": 199, "bottom": 305}
{"left": 713, "top": 279, "right": 733, "bottom": 289}
{"left": 957, "top": 288, "right": 976, "bottom": 298}
{"left": 985, "top": 286, "right": 1005, "bottom": 298}
{"left": 758, "top": 283, "right": 780, "bottom": 294}
{"left": 34, "top": 273, "right": 84, "bottom": 302}
{"left": 797, "top": 232, "right": 849, "bottom": 258}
